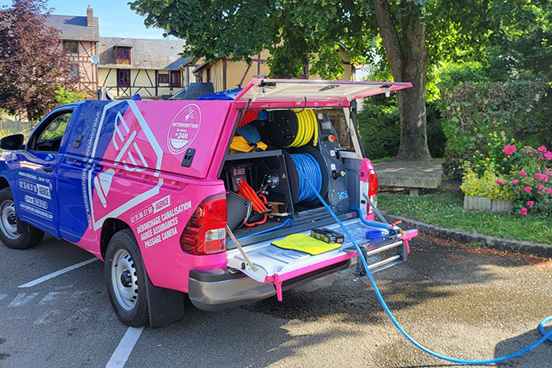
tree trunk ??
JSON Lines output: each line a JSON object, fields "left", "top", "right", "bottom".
{"left": 396, "top": 30, "right": 430, "bottom": 160}
{"left": 373, "top": 0, "right": 431, "bottom": 160}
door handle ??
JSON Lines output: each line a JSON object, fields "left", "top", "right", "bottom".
{"left": 42, "top": 165, "right": 53, "bottom": 173}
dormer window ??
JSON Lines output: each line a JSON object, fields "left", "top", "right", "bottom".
{"left": 116, "top": 46, "right": 131, "bottom": 65}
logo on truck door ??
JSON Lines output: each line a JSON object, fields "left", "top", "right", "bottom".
{"left": 167, "top": 104, "right": 201, "bottom": 154}
{"left": 86, "top": 100, "right": 164, "bottom": 231}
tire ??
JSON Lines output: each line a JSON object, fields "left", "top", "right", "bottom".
{"left": 104, "top": 229, "right": 149, "bottom": 327}
{"left": 0, "top": 187, "right": 44, "bottom": 249}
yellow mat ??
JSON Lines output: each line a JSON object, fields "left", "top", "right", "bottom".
{"left": 272, "top": 234, "right": 341, "bottom": 255}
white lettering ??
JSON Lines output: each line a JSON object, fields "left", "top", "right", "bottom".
{"left": 137, "top": 201, "right": 192, "bottom": 248}
{"left": 24, "top": 195, "right": 48, "bottom": 209}
{"left": 20, "top": 203, "right": 53, "bottom": 220}
{"left": 162, "top": 227, "right": 178, "bottom": 240}
{"left": 18, "top": 172, "right": 37, "bottom": 180}
{"left": 152, "top": 195, "right": 171, "bottom": 214}
{"left": 145, "top": 234, "right": 161, "bottom": 248}
{"left": 136, "top": 216, "right": 161, "bottom": 234}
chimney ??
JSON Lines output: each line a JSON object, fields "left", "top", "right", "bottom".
{"left": 87, "top": 5, "right": 94, "bottom": 27}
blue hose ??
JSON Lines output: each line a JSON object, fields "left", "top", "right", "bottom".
{"left": 236, "top": 219, "right": 294, "bottom": 240}
{"left": 291, "top": 153, "right": 322, "bottom": 203}
{"left": 349, "top": 207, "right": 391, "bottom": 230}
{"left": 300, "top": 174, "right": 552, "bottom": 365}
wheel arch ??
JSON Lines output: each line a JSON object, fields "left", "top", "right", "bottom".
{"left": 0, "top": 177, "right": 10, "bottom": 191}
{"left": 100, "top": 218, "right": 130, "bottom": 259}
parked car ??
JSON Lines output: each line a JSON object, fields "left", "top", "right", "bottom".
{"left": 0, "top": 78, "right": 417, "bottom": 327}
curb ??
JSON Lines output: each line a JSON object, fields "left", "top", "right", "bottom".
{"left": 383, "top": 213, "right": 552, "bottom": 259}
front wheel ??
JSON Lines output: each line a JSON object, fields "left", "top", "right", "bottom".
{"left": 0, "top": 187, "right": 44, "bottom": 249}
{"left": 104, "top": 229, "right": 149, "bottom": 327}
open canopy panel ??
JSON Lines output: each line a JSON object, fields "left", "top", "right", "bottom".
{"left": 234, "top": 78, "right": 412, "bottom": 107}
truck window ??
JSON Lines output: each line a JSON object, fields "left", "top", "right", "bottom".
{"left": 33, "top": 110, "right": 74, "bottom": 152}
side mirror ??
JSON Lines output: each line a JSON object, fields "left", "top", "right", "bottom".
{"left": 0, "top": 134, "right": 24, "bottom": 150}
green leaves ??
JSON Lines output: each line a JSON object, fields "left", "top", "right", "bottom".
{"left": 128, "top": 0, "right": 371, "bottom": 78}
{"left": 0, "top": 0, "right": 76, "bottom": 119}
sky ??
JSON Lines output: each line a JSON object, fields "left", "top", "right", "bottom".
{"left": 0, "top": 0, "right": 172, "bottom": 39}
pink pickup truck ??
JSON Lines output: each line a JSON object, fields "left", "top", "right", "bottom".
{"left": 0, "top": 78, "right": 417, "bottom": 327}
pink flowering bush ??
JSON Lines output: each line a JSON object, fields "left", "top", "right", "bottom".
{"left": 504, "top": 146, "right": 552, "bottom": 216}
{"left": 462, "top": 130, "right": 552, "bottom": 216}
{"left": 502, "top": 145, "right": 516, "bottom": 156}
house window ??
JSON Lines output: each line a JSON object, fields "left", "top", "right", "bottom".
{"left": 69, "top": 64, "right": 78, "bottom": 79}
{"left": 171, "top": 71, "right": 181, "bottom": 87}
{"left": 117, "top": 47, "right": 131, "bottom": 62}
{"left": 63, "top": 41, "right": 78, "bottom": 54}
{"left": 158, "top": 74, "right": 169, "bottom": 84}
{"left": 117, "top": 69, "right": 130, "bottom": 87}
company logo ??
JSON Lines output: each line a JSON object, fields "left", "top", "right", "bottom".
{"left": 93, "top": 169, "right": 115, "bottom": 208}
{"left": 87, "top": 101, "right": 164, "bottom": 231}
{"left": 167, "top": 104, "right": 201, "bottom": 154}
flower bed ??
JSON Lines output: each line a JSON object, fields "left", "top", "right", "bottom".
{"left": 460, "top": 131, "right": 552, "bottom": 216}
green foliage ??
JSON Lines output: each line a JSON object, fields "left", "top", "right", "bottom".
{"left": 54, "top": 85, "right": 86, "bottom": 105}
{"left": 378, "top": 191, "right": 552, "bottom": 244}
{"left": 470, "top": 131, "right": 517, "bottom": 177}
{"left": 357, "top": 96, "right": 444, "bottom": 160}
{"left": 505, "top": 146, "right": 552, "bottom": 217}
{"left": 357, "top": 95, "right": 400, "bottom": 160}
{"left": 0, "top": 0, "right": 77, "bottom": 120}
{"left": 129, "top": 0, "right": 357, "bottom": 79}
{"left": 486, "top": 0, "right": 552, "bottom": 82}
{"left": 426, "top": 101, "right": 445, "bottom": 158}
{"left": 436, "top": 61, "right": 490, "bottom": 93}
{"left": 0, "top": 127, "right": 30, "bottom": 140}
{"left": 440, "top": 80, "right": 552, "bottom": 178}
{"left": 460, "top": 163, "right": 513, "bottom": 200}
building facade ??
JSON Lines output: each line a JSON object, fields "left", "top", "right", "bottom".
{"left": 98, "top": 37, "right": 188, "bottom": 99}
{"left": 193, "top": 49, "right": 356, "bottom": 93}
{"left": 48, "top": 7, "right": 357, "bottom": 99}
{"left": 45, "top": 7, "right": 99, "bottom": 98}
{"left": 47, "top": 6, "right": 188, "bottom": 100}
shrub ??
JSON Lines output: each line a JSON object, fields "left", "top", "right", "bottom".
{"left": 54, "top": 85, "right": 86, "bottom": 105}
{"left": 460, "top": 163, "right": 513, "bottom": 200}
{"left": 357, "top": 96, "right": 445, "bottom": 160}
{"left": 440, "top": 80, "right": 552, "bottom": 178}
{"left": 504, "top": 146, "right": 552, "bottom": 217}
{"left": 357, "top": 95, "right": 400, "bottom": 160}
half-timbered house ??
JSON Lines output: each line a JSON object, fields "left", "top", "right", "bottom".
{"left": 97, "top": 37, "right": 189, "bottom": 99}
{"left": 45, "top": 6, "right": 99, "bottom": 98}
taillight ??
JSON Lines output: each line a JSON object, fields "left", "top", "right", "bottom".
{"left": 368, "top": 170, "right": 379, "bottom": 197}
{"left": 368, "top": 170, "right": 378, "bottom": 213}
{"left": 180, "top": 194, "right": 227, "bottom": 255}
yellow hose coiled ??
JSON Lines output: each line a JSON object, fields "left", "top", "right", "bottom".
{"left": 285, "top": 109, "right": 318, "bottom": 148}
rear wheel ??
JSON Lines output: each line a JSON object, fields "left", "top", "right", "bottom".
{"left": 104, "top": 229, "right": 149, "bottom": 327}
{"left": 0, "top": 187, "right": 44, "bottom": 249}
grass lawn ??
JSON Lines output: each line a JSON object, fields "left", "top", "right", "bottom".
{"left": 377, "top": 183, "right": 552, "bottom": 245}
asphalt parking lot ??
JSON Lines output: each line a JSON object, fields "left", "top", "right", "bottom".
{"left": 0, "top": 233, "right": 551, "bottom": 368}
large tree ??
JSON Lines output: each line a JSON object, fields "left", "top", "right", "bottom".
{"left": 130, "top": 0, "right": 488, "bottom": 160}
{"left": 0, "top": 0, "right": 76, "bottom": 120}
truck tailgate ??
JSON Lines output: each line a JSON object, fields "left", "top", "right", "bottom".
{"left": 227, "top": 219, "right": 417, "bottom": 301}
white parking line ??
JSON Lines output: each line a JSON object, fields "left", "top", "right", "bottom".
{"left": 106, "top": 327, "right": 144, "bottom": 368}
{"left": 18, "top": 258, "right": 99, "bottom": 288}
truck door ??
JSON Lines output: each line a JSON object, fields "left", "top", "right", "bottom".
{"left": 14, "top": 107, "right": 76, "bottom": 237}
